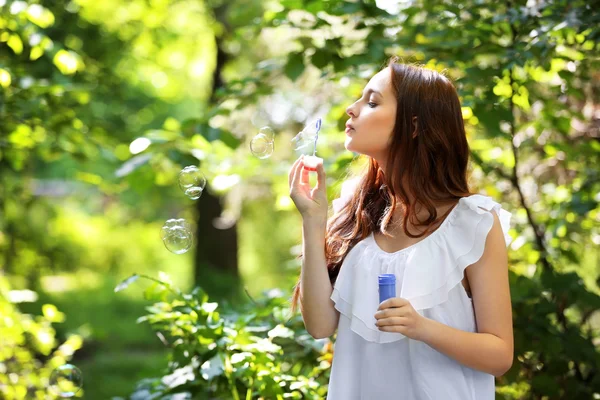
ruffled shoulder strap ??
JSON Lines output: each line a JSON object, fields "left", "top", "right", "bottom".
{"left": 399, "top": 194, "right": 512, "bottom": 311}
{"left": 460, "top": 194, "right": 512, "bottom": 246}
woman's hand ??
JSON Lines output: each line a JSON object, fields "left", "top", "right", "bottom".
{"left": 374, "top": 297, "right": 431, "bottom": 341}
{"left": 288, "top": 155, "right": 328, "bottom": 224}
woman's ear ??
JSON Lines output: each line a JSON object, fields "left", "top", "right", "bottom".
{"left": 412, "top": 116, "right": 418, "bottom": 139}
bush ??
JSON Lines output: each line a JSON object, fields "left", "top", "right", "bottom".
{"left": 0, "top": 273, "right": 83, "bottom": 399}
{"left": 114, "top": 274, "right": 332, "bottom": 400}
{"left": 118, "top": 268, "right": 600, "bottom": 400}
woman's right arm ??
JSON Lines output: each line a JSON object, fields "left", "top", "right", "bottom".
{"left": 289, "top": 156, "right": 340, "bottom": 339}
{"left": 300, "top": 218, "right": 340, "bottom": 339}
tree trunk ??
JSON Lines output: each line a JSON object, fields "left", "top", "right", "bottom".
{"left": 193, "top": 7, "right": 242, "bottom": 302}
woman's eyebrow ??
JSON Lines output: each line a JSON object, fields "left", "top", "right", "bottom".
{"left": 363, "top": 88, "right": 383, "bottom": 97}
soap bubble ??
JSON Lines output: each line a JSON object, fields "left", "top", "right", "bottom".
{"left": 183, "top": 187, "right": 203, "bottom": 200}
{"left": 292, "top": 118, "right": 321, "bottom": 154}
{"left": 258, "top": 126, "right": 274, "bottom": 140}
{"left": 178, "top": 166, "right": 206, "bottom": 200}
{"left": 250, "top": 127, "right": 274, "bottom": 159}
{"left": 49, "top": 364, "right": 83, "bottom": 398}
{"left": 250, "top": 134, "right": 274, "bottom": 159}
{"left": 161, "top": 219, "right": 194, "bottom": 254}
{"left": 292, "top": 136, "right": 315, "bottom": 153}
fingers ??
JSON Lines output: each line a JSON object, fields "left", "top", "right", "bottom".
{"left": 288, "top": 155, "right": 304, "bottom": 188}
{"left": 290, "top": 155, "right": 305, "bottom": 191}
{"left": 288, "top": 156, "right": 301, "bottom": 187}
{"left": 314, "top": 160, "right": 326, "bottom": 190}
{"left": 375, "top": 317, "right": 408, "bottom": 327}
{"left": 300, "top": 162, "right": 310, "bottom": 185}
{"left": 378, "top": 297, "right": 408, "bottom": 310}
{"left": 290, "top": 155, "right": 326, "bottom": 195}
{"left": 375, "top": 305, "right": 410, "bottom": 319}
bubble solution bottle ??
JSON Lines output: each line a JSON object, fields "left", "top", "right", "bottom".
{"left": 378, "top": 274, "right": 396, "bottom": 304}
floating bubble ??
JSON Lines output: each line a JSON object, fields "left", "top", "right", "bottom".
{"left": 163, "top": 225, "right": 193, "bottom": 254}
{"left": 292, "top": 136, "right": 315, "bottom": 153}
{"left": 250, "top": 133, "right": 274, "bottom": 159}
{"left": 178, "top": 166, "right": 206, "bottom": 200}
{"left": 292, "top": 118, "right": 322, "bottom": 154}
{"left": 259, "top": 126, "right": 275, "bottom": 140}
{"left": 161, "top": 219, "right": 194, "bottom": 254}
{"left": 160, "top": 219, "right": 188, "bottom": 240}
{"left": 49, "top": 364, "right": 83, "bottom": 398}
{"left": 184, "top": 186, "right": 203, "bottom": 200}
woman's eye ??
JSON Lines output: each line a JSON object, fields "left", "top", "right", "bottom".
{"left": 368, "top": 102, "right": 377, "bottom": 108}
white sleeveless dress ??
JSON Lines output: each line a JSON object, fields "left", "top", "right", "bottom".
{"left": 327, "top": 179, "right": 512, "bottom": 400}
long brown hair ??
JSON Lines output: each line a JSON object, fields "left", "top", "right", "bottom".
{"left": 290, "top": 58, "right": 472, "bottom": 314}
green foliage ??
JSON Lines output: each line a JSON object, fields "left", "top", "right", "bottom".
{"left": 115, "top": 274, "right": 332, "bottom": 400}
{"left": 205, "top": 1, "right": 600, "bottom": 397}
{"left": 116, "top": 0, "right": 600, "bottom": 397}
{"left": 18, "top": 269, "right": 186, "bottom": 400}
{"left": 0, "top": 273, "right": 83, "bottom": 399}
{"left": 1, "top": 0, "right": 599, "bottom": 399}
{"left": 0, "top": 0, "right": 183, "bottom": 282}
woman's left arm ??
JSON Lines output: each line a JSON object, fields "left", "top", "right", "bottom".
{"left": 420, "top": 211, "right": 514, "bottom": 377}
{"left": 375, "top": 211, "right": 514, "bottom": 377}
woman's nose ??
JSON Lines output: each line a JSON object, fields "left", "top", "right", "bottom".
{"left": 346, "top": 104, "right": 357, "bottom": 118}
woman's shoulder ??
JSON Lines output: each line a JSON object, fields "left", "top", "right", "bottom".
{"left": 452, "top": 194, "right": 512, "bottom": 246}
{"left": 458, "top": 193, "right": 505, "bottom": 211}
{"left": 398, "top": 194, "right": 512, "bottom": 311}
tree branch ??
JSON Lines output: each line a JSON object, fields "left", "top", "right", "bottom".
{"left": 504, "top": 4, "right": 599, "bottom": 390}
{"left": 508, "top": 80, "right": 552, "bottom": 271}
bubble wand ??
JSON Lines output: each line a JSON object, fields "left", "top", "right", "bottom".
{"left": 292, "top": 118, "right": 322, "bottom": 171}
{"left": 312, "top": 118, "right": 321, "bottom": 157}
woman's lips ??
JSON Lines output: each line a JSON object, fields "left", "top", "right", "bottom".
{"left": 345, "top": 127, "right": 354, "bottom": 135}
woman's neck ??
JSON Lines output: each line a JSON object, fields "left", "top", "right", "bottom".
{"left": 387, "top": 198, "right": 457, "bottom": 235}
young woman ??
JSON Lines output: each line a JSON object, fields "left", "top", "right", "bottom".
{"left": 288, "top": 58, "right": 514, "bottom": 399}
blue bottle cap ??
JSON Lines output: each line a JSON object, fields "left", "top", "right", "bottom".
{"left": 378, "top": 274, "right": 396, "bottom": 285}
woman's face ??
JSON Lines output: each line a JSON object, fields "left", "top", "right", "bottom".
{"left": 345, "top": 67, "right": 397, "bottom": 163}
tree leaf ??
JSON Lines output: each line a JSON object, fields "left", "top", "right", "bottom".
{"left": 284, "top": 52, "right": 305, "bottom": 81}
{"left": 311, "top": 48, "right": 329, "bottom": 69}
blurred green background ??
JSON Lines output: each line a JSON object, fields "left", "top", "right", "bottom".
{"left": 1, "top": 0, "right": 599, "bottom": 399}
